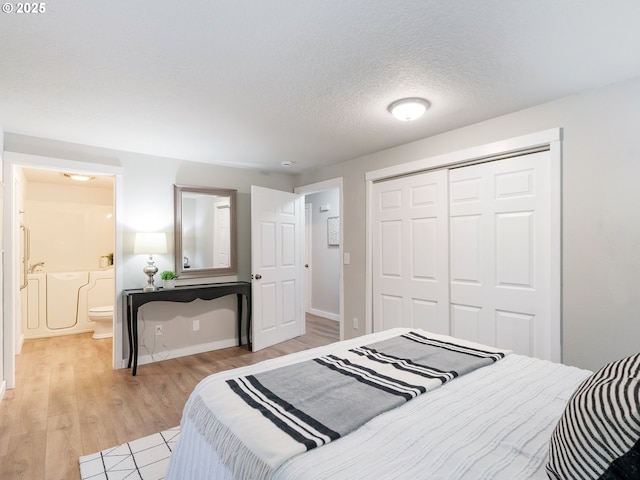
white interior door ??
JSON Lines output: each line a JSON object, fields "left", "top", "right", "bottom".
{"left": 372, "top": 169, "right": 450, "bottom": 333}
{"left": 449, "top": 151, "right": 554, "bottom": 360}
{"left": 251, "top": 186, "right": 304, "bottom": 351}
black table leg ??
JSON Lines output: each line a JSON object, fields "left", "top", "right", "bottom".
{"left": 126, "top": 298, "right": 133, "bottom": 369}
{"left": 132, "top": 309, "right": 139, "bottom": 376}
{"left": 236, "top": 293, "right": 243, "bottom": 347}
{"left": 246, "top": 293, "right": 252, "bottom": 351}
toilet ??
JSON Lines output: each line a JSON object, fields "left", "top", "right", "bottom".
{"left": 84, "top": 269, "right": 115, "bottom": 339}
{"left": 88, "top": 305, "right": 114, "bottom": 339}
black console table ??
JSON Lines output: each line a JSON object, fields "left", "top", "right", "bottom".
{"left": 123, "top": 281, "right": 251, "bottom": 376}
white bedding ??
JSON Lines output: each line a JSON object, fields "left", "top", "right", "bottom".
{"left": 167, "top": 329, "right": 591, "bottom": 479}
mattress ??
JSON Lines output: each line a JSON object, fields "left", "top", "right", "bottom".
{"left": 167, "top": 329, "right": 591, "bottom": 479}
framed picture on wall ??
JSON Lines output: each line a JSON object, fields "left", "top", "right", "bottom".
{"left": 327, "top": 216, "right": 339, "bottom": 246}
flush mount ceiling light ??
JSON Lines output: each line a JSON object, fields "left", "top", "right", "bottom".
{"left": 63, "top": 172, "right": 95, "bottom": 182}
{"left": 388, "top": 97, "right": 430, "bottom": 121}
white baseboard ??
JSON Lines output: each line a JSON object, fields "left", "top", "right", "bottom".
{"left": 308, "top": 308, "right": 340, "bottom": 322}
{"left": 123, "top": 337, "right": 250, "bottom": 369}
{"left": 0, "top": 380, "right": 6, "bottom": 402}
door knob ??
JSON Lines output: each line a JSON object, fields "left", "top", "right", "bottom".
{"left": 254, "top": 274, "right": 262, "bottom": 280}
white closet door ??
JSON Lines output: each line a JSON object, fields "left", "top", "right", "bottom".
{"left": 449, "top": 151, "right": 553, "bottom": 359}
{"left": 372, "top": 169, "right": 450, "bottom": 333}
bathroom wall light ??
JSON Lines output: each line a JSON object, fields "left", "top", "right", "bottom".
{"left": 133, "top": 232, "right": 168, "bottom": 292}
{"left": 388, "top": 97, "right": 430, "bottom": 121}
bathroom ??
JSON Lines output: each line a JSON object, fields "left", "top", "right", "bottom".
{"left": 18, "top": 167, "right": 115, "bottom": 342}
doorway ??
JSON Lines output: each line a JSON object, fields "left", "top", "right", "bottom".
{"left": 3, "top": 152, "right": 124, "bottom": 389}
{"left": 295, "top": 178, "right": 344, "bottom": 340}
{"left": 18, "top": 167, "right": 115, "bottom": 341}
{"left": 304, "top": 188, "right": 340, "bottom": 322}
{"left": 250, "top": 179, "right": 344, "bottom": 351}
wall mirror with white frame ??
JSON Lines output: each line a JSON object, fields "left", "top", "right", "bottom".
{"left": 174, "top": 185, "right": 237, "bottom": 278}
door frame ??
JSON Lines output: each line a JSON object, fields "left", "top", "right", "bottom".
{"left": 2, "top": 152, "right": 124, "bottom": 388}
{"left": 304, "top": 203, "right": 312, "bottom": 314}
{"left": 294, "top": 177, "right": 344, "bottom": 341}
{"left": 364, "top": 129, "right": 562, "bottom": 360}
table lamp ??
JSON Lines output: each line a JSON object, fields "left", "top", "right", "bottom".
{"left": 133, "top": 232, "right": 167, "bottom": 292}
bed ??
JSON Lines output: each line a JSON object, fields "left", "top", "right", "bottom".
{"left": 166, "top": 328, "right": 640, "bottom": 480}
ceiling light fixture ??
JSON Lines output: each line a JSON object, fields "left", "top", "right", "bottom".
{"left": 63, "top": 173, "right": 95, "bottom": 182}
{"left": 388, "top": 97, "right": 430, "bottom": 121}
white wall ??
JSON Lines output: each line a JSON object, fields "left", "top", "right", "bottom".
{"left": 306, "top": 189, "right": 340, "bottom": 319}
{"left": 296, "top": 75, "right": 640, "bottom": 372}
{"left": 24, "top": 180, "right": 114, "bottom": 272}
{"left": 0, "top": 126, "right": 4, "bottom": 399}
{"left": 3, "top": 134, "right": 295, "bottom": 367}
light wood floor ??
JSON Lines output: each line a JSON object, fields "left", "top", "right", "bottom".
{"left": 0, "top": 314, "right": 339, "bottom": 480}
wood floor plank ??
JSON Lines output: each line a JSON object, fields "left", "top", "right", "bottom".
{"left": 0, "top": 388, "right": 21, "bottom": 457}
{"left": 14, "top": 373, "right": 50, "bottom": 437}
{"left": 45, "top": 412, "right": 83, "bottom": 480}
{"left": 0, "top": 315, "right": 339, "bottom": 480}
{"left": 47, "top": 362, "right": 77, "bottom": 417}
{"left": 75, "top": 370, "right": 119, "bottom": 456}
{"left": 156, "top": 358, "right": 201, "bottom": 397}
{"left": 0, "top": 431, "right": 47, "bottom": 480}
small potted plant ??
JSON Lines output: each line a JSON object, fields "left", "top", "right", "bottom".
{"left": 161, "top": 270, "right": 179, "bottom": 289}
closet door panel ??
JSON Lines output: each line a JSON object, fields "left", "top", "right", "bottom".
{"left": 412, "top": 298, "right": 439, "bottom": 331}
{"left": 495, "top": 211, "right": 534, "bottom": 288}
{"left": 411, "top": 217, "right": 437, "bottom": 280}
{"left": 496, "top": 310, "right": 535, "bottom": 357}
{"left": 449, "top": 151, "right": 552, "bottom": 359}
{"left": 451, "top": 303, "right": 482, "bottom": 343}
{"left": 380, "top": 220, "right": 403, "bottom": 277}
{"left": 450, "top": 215, "right": 481, "bottom": 284}
{"left": 372, "top": 170, "right": 449, "bottom": 333}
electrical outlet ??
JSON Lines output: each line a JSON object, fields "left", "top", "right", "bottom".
{"left": 155, "top": 324, "right": 163, "bottom": 336}
{"left": 193, "top": 319, "right": 200, "bottom": 331}
{"left": 353, "top": 317, "right": 359, "bottom": 329}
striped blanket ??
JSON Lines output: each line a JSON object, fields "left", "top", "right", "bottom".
{"left": 182, "top": 330, "right": 508, "bottom": 480}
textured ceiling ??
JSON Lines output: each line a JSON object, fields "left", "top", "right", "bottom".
{"left": 2, "top": 1, "right": 640, "bottom": 173}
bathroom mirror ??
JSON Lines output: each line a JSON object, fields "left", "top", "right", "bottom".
{"left": 174, "top": 185, "right": 237, "bottom": 278}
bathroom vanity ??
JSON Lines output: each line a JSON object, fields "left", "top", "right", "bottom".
{"left": 122, "top": 281, "right": 251, "bottom": 376}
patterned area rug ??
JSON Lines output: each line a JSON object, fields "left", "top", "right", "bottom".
{"left": 79, "top": 426, "right": 180, "bottom": 480}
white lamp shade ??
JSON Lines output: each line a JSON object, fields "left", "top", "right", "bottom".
{"left": 133, "top": 232, "right": 167, "bottom": 254}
